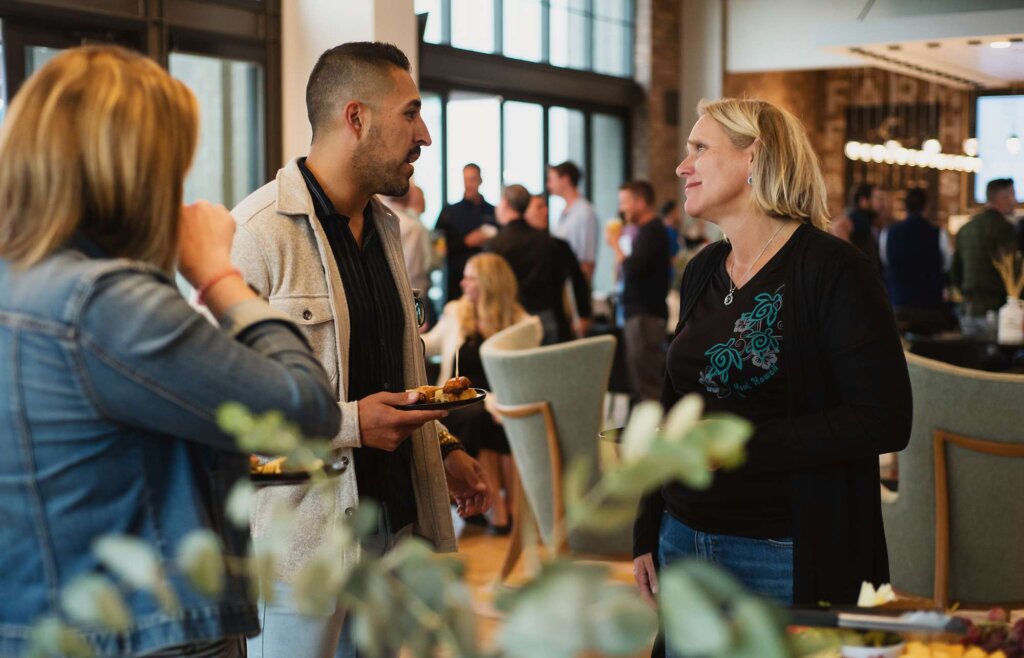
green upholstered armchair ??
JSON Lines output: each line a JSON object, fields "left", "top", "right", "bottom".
{"left": 882, "top": 352, "right": 1024, "bottom": 607}
{"left": 481, "top": 322, "right": 633, "bottom": 582}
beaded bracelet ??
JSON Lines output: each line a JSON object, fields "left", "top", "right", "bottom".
{"left": 438, "top": 428, "right": 465, "bottom": 460}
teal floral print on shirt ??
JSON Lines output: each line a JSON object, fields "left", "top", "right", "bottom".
{"left": 699, "top": 285, "right": 784, "bottom": 398}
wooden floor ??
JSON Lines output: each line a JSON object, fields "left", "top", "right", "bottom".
{"left": 450, "top": 523, "right": 652, "bottom": 657}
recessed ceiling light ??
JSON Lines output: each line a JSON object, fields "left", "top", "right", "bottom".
{"left": 990, "top": 41, "right": 1012, "bottom": 49}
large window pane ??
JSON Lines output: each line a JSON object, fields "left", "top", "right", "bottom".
{"left": 593, "top": 0, "right": 631, "bottom": 77}
{"left": 451, "top": 0, "right": 494, "bottom": 53}
{"left": 503, "top": 0, "right": 543, "bottom": 62}
{"left": 549, "top": 0, "right": 587, "bottom": 70}
{"left": 415, "top": 0, "right": 443, "bottom": 44}
{"left": 26, "top": 45, "right": 61, "bottom": 76}
{"left": 446, "top": 92, "right": 500, "bottom": 205}
{"left": 502, "top": 101, "right": 544, "bottom": 193}
{"left": 547, "top": 106, "right": 587, "bottom": 221}
{"left": 419, "top": 92, "right": 444, "bottom": 228}
{"left": 170, "top": 53, "right": 265, "bottom": 208}
{"left": 591, "top": 113, "right": 626, "bottom": 293}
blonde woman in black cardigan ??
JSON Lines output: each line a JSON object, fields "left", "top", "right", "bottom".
{"left": 632, "top": 100, "right": 911, "bottom": 639}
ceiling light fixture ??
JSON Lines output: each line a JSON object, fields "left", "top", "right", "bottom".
{"left": 990, "top": 41, "right": 1012, "bottom": 49}
{"left": 844, "top": 140, "right": 982, "bottom": 172}
{"left": 1008, "top": 134, "right": 1022, "bottom": 156}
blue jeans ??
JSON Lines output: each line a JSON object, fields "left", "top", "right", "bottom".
{"left": 657, "top": 512, "right": 793, "bottom": 604}
{"left": 247, "top": 516, "right": 410, "bottom": 658}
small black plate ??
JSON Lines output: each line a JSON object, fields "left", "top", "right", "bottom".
{"left": 393, "top": 388, "right": 487, "bottom": 411}
{"left": 250, "top": 460, "right": 348, "bottom": 486}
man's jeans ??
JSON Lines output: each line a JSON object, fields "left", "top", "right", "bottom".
{"left": 657, "top": 513, "right": 793, "bottom": 658}
{"left": 247, "top": 512, "right": 411, "bottom": 658}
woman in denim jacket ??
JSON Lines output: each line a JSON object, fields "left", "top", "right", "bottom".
{"left": 0, "top": 46, "right": 340, "bottom": 657}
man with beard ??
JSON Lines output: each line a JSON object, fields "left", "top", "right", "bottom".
{"left": 231, "top": 42, "right": 492, "bottom": 658}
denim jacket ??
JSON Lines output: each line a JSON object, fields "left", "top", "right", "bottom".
{"left": 0, "top": 240, "right": 340, "bottom": 657}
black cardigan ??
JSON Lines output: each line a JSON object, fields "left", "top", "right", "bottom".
{"left": 634, "top": 225, "right": 912, "bottom": 606}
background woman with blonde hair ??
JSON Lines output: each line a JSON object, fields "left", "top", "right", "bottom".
{"left": 632, "top": 98, "right": 911, "bottom": 637}
{"left": 0, "top": 46, "right": 339, "bottom": 657}
{"left": 423, "top": 253, "right": 536, "bottom": 533}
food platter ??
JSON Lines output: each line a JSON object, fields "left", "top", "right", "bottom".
{"left": 393, "top": 388, "right": 487, "bottom": 411}
{"left": 249, "top": 458, "right": 349, "bottom": 486}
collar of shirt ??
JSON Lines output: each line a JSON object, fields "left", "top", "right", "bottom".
{"left": 297, "top": 157, "right": 375, "bottom": 236}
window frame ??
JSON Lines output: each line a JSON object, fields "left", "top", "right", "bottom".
{"left": 0, "top": 0, "right": 281, "bottom": 181}
{"left": 419, "top": 0, "right": 633, "bottom": 78}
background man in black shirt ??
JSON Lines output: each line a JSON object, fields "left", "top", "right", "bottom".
{"left": 436, "top": 163, "right": 497, "bottom": 303}
{"left": 608, "top": 180, "right": 670, "bottom": 401}
{"left": 487, "top": 184, "right": 592, "bottom": 343}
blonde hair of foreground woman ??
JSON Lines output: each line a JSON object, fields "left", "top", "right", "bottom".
{"left": 698, "top": 97, "right": 830, "bottom": 231}
{"left": 457, "top": 253, "right": 526, "bottom": 339}
{"left": 0, "top": 45, "right": 198, "bottom": 272}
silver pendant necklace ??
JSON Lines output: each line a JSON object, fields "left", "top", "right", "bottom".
{"left": 724, "top": 222, "right": 787, "bottom": 306}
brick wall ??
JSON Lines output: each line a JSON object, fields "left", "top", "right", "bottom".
{"left": 724, "top": 68, "right": 970, "bottom": 224}
{"left": 633, "top": 0, "right": 682, "bottom": 209}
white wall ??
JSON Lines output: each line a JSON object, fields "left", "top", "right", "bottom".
{"left": 280, "top": 0, "right": 417, "bottom": 165}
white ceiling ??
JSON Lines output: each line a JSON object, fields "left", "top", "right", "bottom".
{"left": 727, "top": 2, "right": 1024, "bottom": 89}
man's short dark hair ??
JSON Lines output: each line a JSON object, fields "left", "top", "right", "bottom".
{"left": 986, "top": 178, "right": 1015, "bottom": 202}
{"left": 904, "top": 188, "right": 927, "bottom": 215}
{"left": 502, "top": 184, "right": 531, "bottom": 216}
{"left": 549, "top": 161, "right": 582, "bottom": 188}
{"left": 463, "top": 163, "right": 481, "bottom": 176}
{"left": 659, "top": 200, "right": 677, "bottom": 217}
{"left": 306, "top": 41, "right": 410, "bottom": 140}
{"left": 848, "top": 183, "right": 875, "bottom": 209}
{"left": 619, "top": 180, "right": 655, "bottom": 207}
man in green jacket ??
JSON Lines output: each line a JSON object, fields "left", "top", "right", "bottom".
{"left": 951, "top": 178, "right": 1018, "bottom": 334}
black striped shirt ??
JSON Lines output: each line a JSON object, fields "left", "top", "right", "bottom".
{"left": 298, "top": 158, "right": 415, "bottom": 532}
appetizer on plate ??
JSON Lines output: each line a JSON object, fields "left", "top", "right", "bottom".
{"left": 407, "top": 376, "right": 478, "bottom": 404}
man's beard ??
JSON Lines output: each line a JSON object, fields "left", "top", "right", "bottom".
{"left": 352, "top": 127, "right": 411, "bottom": 197}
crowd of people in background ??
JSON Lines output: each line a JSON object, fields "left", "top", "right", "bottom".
{"left": 829, "top": 177, "right": 1020, "bottom": 338}
{"left": 2, "top": 35, "right": 1021, "bottom": 658}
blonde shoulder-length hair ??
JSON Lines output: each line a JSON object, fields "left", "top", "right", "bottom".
{"left": 0, "top": 45, "right": 198, "bottom": 271}
{"left": 698, "top": 98, "right": 830, "bottom": 231}
{"left": 457, "top": 253, "right": 525, "bottom": 339}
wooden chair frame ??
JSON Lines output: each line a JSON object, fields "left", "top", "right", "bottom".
{"left": 932, "top": 428, "right": 1024, "bottom": 606}
{"left": 492, "top": 400, "right": 567, "bottom": 583}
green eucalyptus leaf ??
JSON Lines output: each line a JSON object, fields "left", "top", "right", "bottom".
{"left": 225, "top": 478, "right": 256, "bottom": 528}
{"left": 292, "top": 552, "right": 347, "bottom": 616}
{"left": 27, "top": 617, "right": 94, "bottom": 658}
{"left": 216, "top": 402, "right": 254, "bottom": 436}
{"left": 686, "top": 417, "right": 752, "bottom": 453}
{"left": 663, "top": 394, "right": 704, "bottom": 443}
{"left": 93, "top": 535, "right": 162, "bottom": 591}
{"left": 247, "top": 542, "right": 277, "bottom": 604}
{"left": 620, "top": 401, "right": 664, "bottom": 464}
{"left": 351, "top": 500, "right": 381, "bottom": 540}
{"left": 590, "top": 586, "right": 659, "bottom": 656}
{"left": 61, "top": 574, "right": 133, "bottom": 633}
{"left": 729, "top": 595, "right": 791, "bottom": 658}
{"left": 176, "top": 530, "right": 226, "bottom": 598}
{"left": 659, "top": 565, "right": 732, "bottom": 657}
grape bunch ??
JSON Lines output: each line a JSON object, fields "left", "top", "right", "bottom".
{"left": 959, "top": 609, "right": 1024, "bottom": 658}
